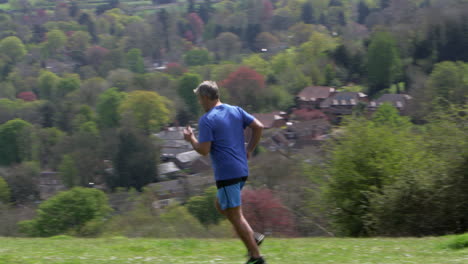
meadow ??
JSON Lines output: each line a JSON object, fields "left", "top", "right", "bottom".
{"left": 0, "top": 236, "right": 467, "bottom": 264}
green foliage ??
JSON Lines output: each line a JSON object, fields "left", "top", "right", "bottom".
{"left": 367, "top": 31, "right": 402, "bottom": 96}
{"left": 325, "top": 110, "right": 422, "bottom": 236}
{"left": 58, "top": 155, "right": 78, "bottom": 188}
{"left": 177, "top": 73, "right": 201, "bottom": 119}
{"left": 38, "top": 71, "right": 60, "bottom": 100}
{"left": 119, "top": 90, "right": 172, "bottom": 134}
{"left": 56, "top": 74, "right": 81, "bottom": 98}
{"left": 42, "top": 29, "right": 67, "bottom": 58}
{"left": 184, "top": 48, "right": 212, "bottom": 66}
{"left": 126, "top": 48, "right": 145, "bottom": 74}
{"left": 0, "top": 118, "right": 34, "bottom": 166}
{"left": 110, "top": 128, "right": 157, "bottom": 191}
{"left": 96, "top": 87, "right": 126, "bottom": 128}
{"left": 2, "top": 162, "right": 40, "bottom": 203}
{"left": 18, "top": 187, "right": 113, "bottom": 237}
{"left": 443, "top": 233, "right": 468, "bottom": 250}
{"left": 427, "top": 61, "right": 468, "bottom": 106}
{"left": 187, "top": 186, "right": 223, "bottom": 226}
{"left": 0, "top": 176, "right": 10, "bottom": 203}
{"left": 0, "top": 36, "right": 26, "bottom": 63}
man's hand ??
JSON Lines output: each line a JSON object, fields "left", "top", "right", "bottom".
{"left": 183, "top": 125, "right": 193, "bottom": 142}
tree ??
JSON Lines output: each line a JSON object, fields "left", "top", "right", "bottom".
{"left": 187, "top": 12, "right": 204, "bottom": 42}
{"left": 325, "top": 109, "right": 420, "bottom": 236}
{"left": 37, "top": 127, "right": 65, "bottom": 169}
{"left": 3, "top": 162, "right": 40, "bottom": 204}
{"left": 242, "top": 188, "right": 297, "bottom": 237}
{"left": 0, "top": 176, "right": 10, "bottom": 204}
{"left": 367, "top": 31, "right": 402, "bottom": 96}
{"left": 67, "top": 31, "right": 91, "bottom": 62}
{"left": 18, "top": 187, "right": 112, "bottom": 237}
{"left": 220, "top": 66, "right": 266, "bottom": 112}
{"left": 357, "top": 1, "right": 370, "bottom": 24}
{"left": 426, "top": 61, "right": 468, "bottom": 106}
{"left": 0, "top": 119, "right": 35, "bottom": 166}
{"left": 184, "top": 48, "right": 212, "bottom": 66}
{"left": 119, "top": 90, "right": 172, "bottom": 134}
{"left": 37, "top": 70, "right": 60, "bottom": 100}
{"left": 178, "top": 73, "right": 201, "bottom": 120}
{"left": 212, "top": 32, "right": 242, "bottom": 60}
{"left": 126, "top": 48, "right": 145, "bottom": 74}
{"left": 16, "top": 92, "right": 37, "bottom": 102}
{"left": 58, "top": 155, "right": 78, "bottom": 188}
{"left": 56, "top": 74, "right": 81, "bottom": 99}
{"left": 43, "top": 29, "right": 67, "bottom": 58}
{"left": 96, "top": 87, "right": 126, "bottom": 128}
{"left": 109, "top": 128, "right": 157, "bottom": 191}
{"left": 301, "top": 2, "right": 315, "bottom": 24}
{"left": 186, "top": 186, "right": 223, "bottom": 226}
{"left": 254, "top": 32, "right": 278, "bottom": 51}
{"left": 0, "top": 36, "right": 26, "bottom": 64}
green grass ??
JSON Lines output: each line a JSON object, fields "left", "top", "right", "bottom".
{"left": 0, "top": 236, "right": 467, "bottom": 263}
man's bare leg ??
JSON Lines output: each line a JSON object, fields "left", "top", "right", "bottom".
{"left": 216, "top": 199, "right": 261, "bottom": 258}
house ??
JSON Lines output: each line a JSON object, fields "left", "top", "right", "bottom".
{"left": 290, "top": 108, "right": 328, "bottom": 121}
{"left": 320, "top": 92, "right": 368, "bottom": 122}
{"left": 368, "top": 94, "right": 412, "bottom": 113}
{"left": 252, "top": 112, "right": 288, "bottom": 129}
{"left": 296, "top": 86, "right": 336, "bottom": 109}
{"left": 154, "top": 127, "right": 193, "bottom": 161}
{"left": 175, "top": 150, "right": 203, "bottom": 170}
{"left": 147, "top": 173, "right": 213, "bottom": 202}
{"left": 158, "top": 162, "right": 184, "bottom": 180}
{"left": 285, "top": 119, "right": 332, "bottom": 147}
{"left": 38, "top": 171, "right": 66, "bottom": 200}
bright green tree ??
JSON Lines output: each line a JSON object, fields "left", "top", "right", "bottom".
{"left": 427, "top": 61, "right": 468, "bottom": 105}
{"left": 96, "top": 87, "right": 126, "bottom": 128}
{"left": 0, "top": 36, "right": 26, "bottom": 63}
{"left": 367, "top": 31, "right": 401, "bottom": 96}
{"left": 38, "top": 70, "right": 60, "bottom": 100}
{"left": 325, "top": 106, "right": 419, "bottom": 236}
{"left": 18, "top": 187, "right": 113, "bottom": 237}
{"left": 56, "top": 74, "right": 81, "bottom": 98}
{"left": 184, "top": 48, "right": 212, "bottom": 66}
{"left": 119, "top": 90, "right": 172, "bottom": 134}
{"left": 43, "top": 29, "right": 67, "bottom": 58}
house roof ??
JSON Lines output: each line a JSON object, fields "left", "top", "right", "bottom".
{"left": 320, "top": 92, "right": 367, "bottom": 108}
{"left": 297, "top": 86, "right": 336, "bottom": 101}
{"left": 291, "top": 108, "right": 328, "bottom": 121}
{"left": 158, "top": 162, "right": 180, "bottom": 175}
{"left": 253, "top": 112, "right": 286, "bottom": 129}
{"left": 370, "top": 94, "right": 412, "bottom": 109}
{"left": 176, "top": 150, "right": 202, "bottom": 164}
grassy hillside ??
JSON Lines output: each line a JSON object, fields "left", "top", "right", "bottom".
{"left": 0, "top": 236, "right": 466, "bottom": 264}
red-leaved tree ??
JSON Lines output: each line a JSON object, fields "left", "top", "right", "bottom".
{"left": 17, "top": 91, "right": 37, "bottom": 102}
{"left": 242, "top": 188, "right": 298, "bottom": 237}
{"left": 187, "top": 12, "right": 204, "bottom": 42}
{"left": 219, "top": 66, "right": 266, "bottom": 112}
{"left": 164, "top": 62, "right": 187, "bottom": 76}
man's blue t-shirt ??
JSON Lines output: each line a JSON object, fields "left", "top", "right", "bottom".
{"left": 198, "top": 104, "right": 254, "bottom": 181}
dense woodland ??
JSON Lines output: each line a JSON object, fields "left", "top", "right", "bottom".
{"left": 0, "top": 0, "right": 467, "bottom": 238}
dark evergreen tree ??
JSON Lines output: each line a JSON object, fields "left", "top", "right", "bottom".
{"left": 301, "top": 2, "right": 315, "bottom": 24}
{"left": 357, "top": 1, "right": 370, "bottom": 24}
{"left": 111, "top": 129, "right": 158, "bottom": 192}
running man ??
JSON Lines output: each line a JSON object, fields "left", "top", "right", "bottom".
{"left": 183, "top": 81, "right": 266, "bottom": 264}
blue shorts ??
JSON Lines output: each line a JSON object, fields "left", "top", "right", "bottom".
{"left": 216, "top": 177, "right": 248, "bottom": 210}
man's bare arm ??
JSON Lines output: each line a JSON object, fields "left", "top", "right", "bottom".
{"left": 246, "top": 118, "right": 264, "bottom": 159}
{"left": 183, "top": 126, "right": 211, "bottom": 156}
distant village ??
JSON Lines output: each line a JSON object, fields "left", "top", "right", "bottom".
{"left": 38, "top": 86, "right": 412, "bottom": 209}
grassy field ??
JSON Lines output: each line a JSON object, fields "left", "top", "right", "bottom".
{"left": 0, "top": 236, "right": 467, "bottom": 264}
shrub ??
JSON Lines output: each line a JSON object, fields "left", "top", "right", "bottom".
{"left": 18, "top": 187, "right": 113, "bottom": 237}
